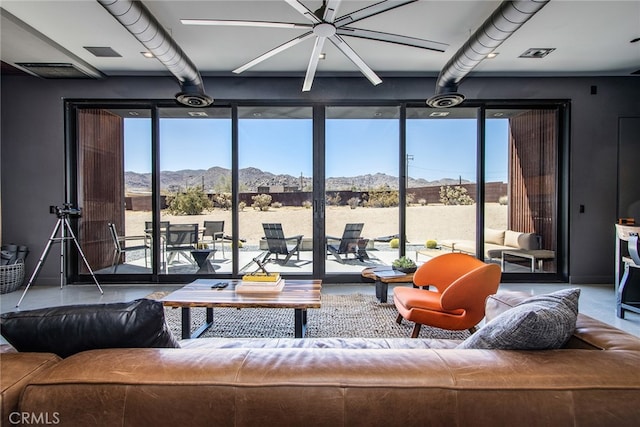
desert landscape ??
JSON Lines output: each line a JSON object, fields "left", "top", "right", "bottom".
{"left": 124, "top": 203, "right": 508, "bottom": 248}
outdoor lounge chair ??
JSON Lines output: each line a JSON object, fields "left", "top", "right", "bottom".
{"left": 326, "top": 223, "right": 367, "bottom": 263}
{"left": 261, "top": 223, "right": 303, "bottom": 264}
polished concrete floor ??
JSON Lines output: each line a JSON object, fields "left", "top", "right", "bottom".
{"left": 2, "top": 281, "right": 639, "bottom": 340}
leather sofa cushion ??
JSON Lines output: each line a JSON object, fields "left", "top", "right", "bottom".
{"left": 458, "top": 288, "right": 580, "bottom": 350}
{"left": 0, "top": 352, "right": 60, "bottom": 426}
{"left": 0, "top": 299, "right": 179, "bottom": 358}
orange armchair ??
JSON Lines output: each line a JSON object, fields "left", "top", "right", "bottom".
{"left": 393, "top": 253, "right": 502, "bottom": 338}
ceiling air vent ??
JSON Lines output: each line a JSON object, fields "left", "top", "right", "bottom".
{"left": 84, "top": 46, "right": 121, "bottom": 57}
{"left": 519, "top": 48, "right": 555, "bottom": 58}
{"left": 15, "top": 63, "right": 95, "bottom": 78}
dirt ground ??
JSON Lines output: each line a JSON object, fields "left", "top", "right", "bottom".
{"left": 125, "top": 204, "right": 508, "bottom": 247}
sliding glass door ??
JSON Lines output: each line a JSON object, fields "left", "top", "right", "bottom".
{"left": 73, "top": 100, "right": 564, "bottom": 282}
{"left": 325, "top": 106, "right": 400, "bottom": 274}
{"left": 486, "top": 108, "right": 559, "bottom": 274}
{"left": 406, "top": 108, "right": 478, "bottom": 262}
{"left": 158, "top": 108, "right": 232, "bottom": 275}
{"left": 238, "top": 106, "right": 313, "bottom": 275}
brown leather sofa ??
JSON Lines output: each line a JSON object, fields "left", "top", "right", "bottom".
{"left": 2, "top": 292, "right": 640, "bottom": 426}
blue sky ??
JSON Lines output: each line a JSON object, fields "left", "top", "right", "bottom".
{"left": 124, "top": 116, "right": 508, "bottom": 183}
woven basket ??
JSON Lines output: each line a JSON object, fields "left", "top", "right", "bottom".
{"left": 0, "top": 262, "right": 25, "bottom": 294}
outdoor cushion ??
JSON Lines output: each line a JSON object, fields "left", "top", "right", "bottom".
{"left": 456, "top": 288, "right": 580, "bottom": 350}
{"left": 485, "top": 228, "right": 505, "bottom": 245}
{"left": 0, "top": 298, "right": 179, "bottom": 358}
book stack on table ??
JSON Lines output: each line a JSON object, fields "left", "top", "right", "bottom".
{"left": 236, "top": 273, "right": 285, "bottom": 293}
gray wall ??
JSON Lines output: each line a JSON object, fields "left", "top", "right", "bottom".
{"left": 2, "top": 74, "right": 639, "bottom": 284}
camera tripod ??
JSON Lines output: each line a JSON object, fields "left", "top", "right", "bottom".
{"left": 16, "top": 212, "right": 103, "bottom": 307}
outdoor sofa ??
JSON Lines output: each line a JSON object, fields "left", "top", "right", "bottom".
{"left": 440, "top": 227, "right": 541, "bottom": 261}
{"left": 1, "top": 291, "right": 640, "bottom": 426}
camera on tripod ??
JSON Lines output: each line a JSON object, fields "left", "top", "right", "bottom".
{"left": 49, "top": 203, "right": 82, "bottom": 218}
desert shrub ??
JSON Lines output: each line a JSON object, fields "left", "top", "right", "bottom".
{"left": 498, "top": 195, "right": 508, "bottom": 205}
{"left": 251, "top": 194, "right": 272, "bottom": 211}
{"left": 389, "top": 238, "right": 400, "bottom": 249}
{"left": 426, "top": 239, "right": 438, "bottom": 249}
{"left": 302, "top": 200, "right": 312, "bottom": 209}
{"left": 439, "top": 185, "right": 474, "bottom": 206}
{"left": 418, "top": 198, "right": 427, "bottom": 206}
{"left": 166, "top": 186, "right": 212, "bottom": 215}
{"left": 326, "top": 193, "right": 341, "bottom": 206}
{"left": 238, "top": 201, "right": 246, "bottom": 211}
{"left": 271, "top": 201, "right": 282, "bottom": 209}
{"left": 406, "top": 193, "right": 415, "bottom": 206}
{"left": 214, "top": 193, "right": 232, "bottom": 210}
{"left": 347, "top": 197, "right": 360, "bottom": 209}
{"left": 364, "top": 188, "right": 399, "bottom": 208}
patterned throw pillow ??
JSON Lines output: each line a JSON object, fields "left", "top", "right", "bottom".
{"left": 456, "top": 288, "right": 580, "bottom": 350}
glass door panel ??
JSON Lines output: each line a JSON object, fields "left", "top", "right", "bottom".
{"left": 325, "top": 106, "right": 400, "bottom": 273}
{"left": 77, "top": 108, "right": 152, "bottom": 275}
{"left": 159, "top": 107, "right": 232, "bottom": 275}
{"left": 238, "top": 106, "right": 313, "bottom": 275}
{"left": 487, "top": 109, "right": 558, "bottom": 273}
{"left": 406, "top": 108, "right": 478, "bottom": 264}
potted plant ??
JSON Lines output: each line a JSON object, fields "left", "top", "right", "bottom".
{"left": 392, "top": 256, "right": 417, "bottom": 273}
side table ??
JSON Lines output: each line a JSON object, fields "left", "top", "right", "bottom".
{"left": 501, "top": 249, "right": 555, "bottom": 272}
{"left": 361, "top": 267, "right": 414, "bottom": 303}
{"left": 191, "top": 249, "right": 216, "bottom": 274}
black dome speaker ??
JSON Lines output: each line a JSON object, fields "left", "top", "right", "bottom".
{"left": 426, "top": 93, "right": 465, "bottom": 108}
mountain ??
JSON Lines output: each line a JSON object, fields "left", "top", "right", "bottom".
{"left": 124, "top": 167, "right": 469, "bottom": 194}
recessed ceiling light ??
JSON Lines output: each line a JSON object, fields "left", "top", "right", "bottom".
{"left": 141, "top": 52, "right": 155, "bottom": 58}
{"left": 319, "top": 53, "right": 326, "bottom": 60}
{"left": 486, "top": 52, "right": 499, "bottom": 59}
{"left": 519, "top": 48, "right": 555, "bottom": 58}
{"left": 188, "top": 111, "right": 208, "bottom": 117}
{"left": 128, "top": 111, "right": 139, "bottom": 116}
{"left": 493, "top": 112, "right": 504, "bottom": 117}
{"left": 429, "top": 111, "right": 450, "bottom": 117}
{"left": 253, "top": 112, "right": 262, "bottom": 117}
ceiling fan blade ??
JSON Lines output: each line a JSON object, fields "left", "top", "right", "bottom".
{"left": 336, "top": 27, "right": 448, "bottom": 52}
{"left": 328, "top": 34, "right": 382, "bottom": 86}
{"left": 181, "top": 19, "right": 312, "bottom": 30}
{"left": 284, "top": 0, "right": 322, "bottom": 24}
{"left": 233, "top": 32, "right": 314, "bottom": 74}
{"left": 303, "top": 36, "right": 328, "bottom": 91}
{"left": 323, "top": 0, "right": 342, "bottom": 23}
{"left": 334, "top": 0, "right": 417, "bottom": 27}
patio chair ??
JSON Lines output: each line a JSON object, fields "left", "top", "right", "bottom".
{"left": 326, "top": 223, "right": 367, "bottom": 263}
{"left": 202, "top": 220, "right": 230, "bottom": 258}
{"left": 261, "top": 223, "right": 303, "bottom": 264}
{"left": 107, "top": 223, "right": 148, "bottom": 272}
{"left": 165, "top": 224, "right": 199, "bottom": 270}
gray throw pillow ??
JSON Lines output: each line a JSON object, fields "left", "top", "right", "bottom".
{"left": 457, "top": 288, "right": 580, "bottom": 350}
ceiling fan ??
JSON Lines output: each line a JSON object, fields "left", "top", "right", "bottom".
{"left": 181, "top": 0, "right": 448, "bottom": 91}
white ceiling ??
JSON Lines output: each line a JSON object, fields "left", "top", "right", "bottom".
{"left": 1, "top": 0, "right": 639, "bottom": 81}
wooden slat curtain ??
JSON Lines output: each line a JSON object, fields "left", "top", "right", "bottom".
{"left": 508, "top": 110, "right": 557, "bottom": 257}
{"left": 77, "top": 109, "right": 124, "bottom": 272}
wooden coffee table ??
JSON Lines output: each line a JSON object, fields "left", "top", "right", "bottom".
{"left": 361, "top": 267, "right": 415, "bottom": 303}
{"left": 161, "top": 279, "right": 322, "bottom": 339}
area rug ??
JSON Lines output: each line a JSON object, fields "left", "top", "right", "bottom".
{"left": 152, "top": 292, "right": 470, "bottom": 340}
